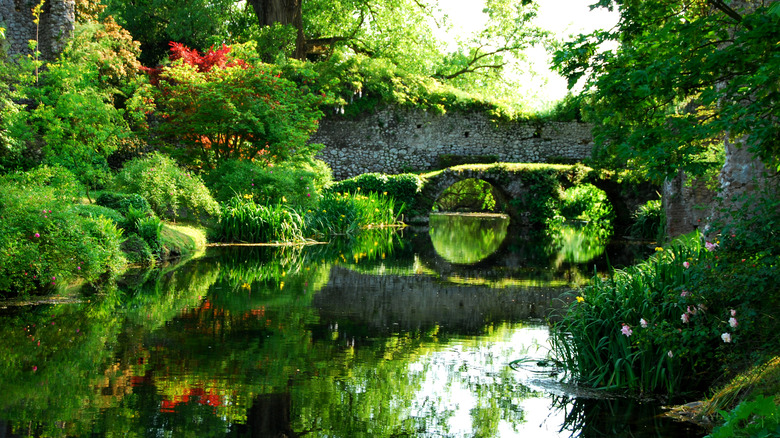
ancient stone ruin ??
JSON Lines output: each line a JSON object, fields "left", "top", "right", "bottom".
{"left": 0, "top": 0, "right": 75, "bottom": 60}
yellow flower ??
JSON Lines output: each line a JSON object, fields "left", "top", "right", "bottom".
{"left": 654, "top": 247, "right": 664, "bottom": 252}
{"left": 576, "top": 296, "right": 585, "bottom": 303}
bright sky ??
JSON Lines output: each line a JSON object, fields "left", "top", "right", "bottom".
{"left": 434, "top": 0, "right": 619, "bottom": 109}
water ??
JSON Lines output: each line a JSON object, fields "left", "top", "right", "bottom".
{"left": 0, "top": 215, "right": 706, "bottom": 437}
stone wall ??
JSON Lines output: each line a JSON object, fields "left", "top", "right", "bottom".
{"left": 0, "top": 0, "right": 74, "bottom": 60}
{"left": 311, "top": 108, "right": 593, "bottom": 180}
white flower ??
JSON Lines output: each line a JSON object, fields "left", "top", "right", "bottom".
{"left": 667, "top": 350, "right": 674, "bottom": 358}
{"left": 721, "top": 333, "right": 732, "bottom": 343}
{"left": 640, "top": 318, "right": 648, "bottom": 328}
{"left": 729, "top": 317, "right": 738, "bottom": 328}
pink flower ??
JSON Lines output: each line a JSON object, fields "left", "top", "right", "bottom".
{"left": 34, "top": 233, "right": 40, "bottom": 238}
{"left": 687, "top": 306, "right": 697, "bottom": 315}
{"left": 640, "top": 318, "right": 648, "bottom": 328}
{"left": 683, "top": 261, "right": 690, "bottom": 268}
{"left": 729, "top": 317, "right": 738, "bottom": 328}
{"left": 721, "top": 333, "right": 732, "bottom": 343}
{"left": 730, "top": 309, "right": 737, "bottom": 317}
{"left": 32, "top": 366, "right": 37, "bottom": 372}
{"left": 620, "top": 324, "right": 633, "bottom": 337}
{"left": 681, "top": 313, "right": 690, "bottom": 324}
{"left": 680, "top": 290, "right": 690, "bottom": 297}
{"left": 705, "top": 241, "right": 718, "bottom": 251}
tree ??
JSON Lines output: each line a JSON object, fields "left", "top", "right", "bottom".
{"left": 246, "top": 0, "right": 306, "bottom": 59}
{"left": 148, "top": 43, "right": 323, "bottom": 169}
{"left": 553, "top": 0, "right": 780, "bottom": 183}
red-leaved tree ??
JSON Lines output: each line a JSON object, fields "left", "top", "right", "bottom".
{"left": 143, "top": 43, "right": 323, "bottom": 169}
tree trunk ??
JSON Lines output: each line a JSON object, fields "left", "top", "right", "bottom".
{"left": 246, "top": 0, "right": 306, "bottom": 59}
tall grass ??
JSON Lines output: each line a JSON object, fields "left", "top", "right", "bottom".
{"left": 215, "top": 197, "right": 305, "bottom": 243}
{"left": 305, "top": 191, "right": 399, "bottom": 238}
{"left": 550, "top": 234, "right": 708, "bottom": 394}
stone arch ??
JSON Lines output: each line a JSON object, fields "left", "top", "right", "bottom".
{"left": 408, "top": 164, "right": 660, "bottom": 227}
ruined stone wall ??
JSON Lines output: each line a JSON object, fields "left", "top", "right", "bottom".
{"left": 311, "top": 108, "right": 593, "bottom": 180}
{"left": 0, "top": 0, "right": 74, "bottom": 60}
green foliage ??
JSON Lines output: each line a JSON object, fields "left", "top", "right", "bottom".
{"left": 714, "top": 184, "right": 780, "bottom": 257}
{"left": 558, "top": 184, "right": 613, "bottom": 225}
{"left": 150, "top": 43, "right": 324, "bottom": 169}
{"left": 135, "top": 216, "right": 163, "bottom": 254}
{"left": 628, "top": 199, "right": 664, "bottom": 241}
{"left": 215, "top": 196, "right": 305, "bottom": 243}
{"left": 102, "top": 0, "right": 237, "bottom": 66}
{"left": 437, "top": 154, "right": 499, "bottom": 169}
{"left": 114, "top": 152, "right": 220, "bottom": 221}
{"left": 706, "top": 396, "right": 780, "bottom": 438}
{"left": 0, "top": 167, "right": 126, "bottom": 296}
{"left": 120, "top": 233, "right": 155, "bottom": 265}
{"left": 204, "top": 158, "right": 332, "bottom": 210}
{"left": 305, "top": 191, "right": 398, "bottom": 238}
{"left": 554, "top": 2, "right": 780, "bottom": 181}
{"left": 325, "top": 172, "right": 423, "bottom": 213}
{"left": 552, "top": 232, "right": 780, "bottom": 395}
{"left": 95, "top": 192, "right": 153, "bottom": 217}
{"left": 68, "top": 203, "right": 125, "bottom": 226}
{"left": 434, "top": 179, "right": 498, "bottom": 212}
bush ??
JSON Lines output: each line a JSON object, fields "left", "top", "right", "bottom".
{"left": 325, "top": 172, "right": 422, "bottom": 213}
{"left": 120, "top": 234, "right": 155, "bottom": 266}
{"left": 0, "top": 168, "right": 126, "bottom": 296}
{"left": 628, "top": 199, "right": 664, "bottom": 241}
{"left": 205, "top": 158, "right": 332, "bottom": 210}
{"left": 136, "top": 216, "right": 164, "bottom": 254}
{"left": 114, "top": 152, "right": 220, "bottom": 221}
{"left": 96, "top": 192, "right": 153, "bottom": 216}
{"left": 706, "top": 396, "right": 780, "bottom": 438}
{"left": 68, "top": 204, "right": 125, "bottom": 225}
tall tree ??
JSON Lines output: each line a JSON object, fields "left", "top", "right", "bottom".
{"left": 246, "top": 0, "right": 306, "bottom": 59}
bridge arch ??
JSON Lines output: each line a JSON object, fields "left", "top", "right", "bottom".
{"left": 408, "top": 163, "right": 658, "bottom": 228}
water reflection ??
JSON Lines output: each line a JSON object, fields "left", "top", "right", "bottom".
{"left": 0, "top": 218, "right": 699, "bottom": 437}
{"left": 429, "top": 213, "right": 509, "bottom": 264}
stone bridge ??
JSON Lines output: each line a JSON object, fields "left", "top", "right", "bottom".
{"left": 407, "top": 163, "right": 656, "bottom": 228}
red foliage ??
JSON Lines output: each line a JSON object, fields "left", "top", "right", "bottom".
{"left": 141, "top": 42, "right": 248, "bottom": 85}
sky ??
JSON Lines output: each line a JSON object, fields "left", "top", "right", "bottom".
{"left": 434, "top": 0, "right": 619, "bottom": 108}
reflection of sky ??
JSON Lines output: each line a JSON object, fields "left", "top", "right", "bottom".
{"left": 403, "top": 323, "right": 568, "bottom": 437}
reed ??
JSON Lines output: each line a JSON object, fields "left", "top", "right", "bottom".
{"left": 216, "top": 197, "right": 305, "bottom": 243}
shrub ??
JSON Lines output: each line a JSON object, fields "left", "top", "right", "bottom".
{"left": 68, "top": 203, "right": 125, "bottom": 225}
{"left": 205, "top": 158, "right": 332, "bottom": 210}
{"left": 96, "top": 192, "right": 153, "bottom": 216}
{"left": 215, "top": 196, "right": 305, "bottom": 243}
{"left": 0, "top": 168, "right": 126, "bottom": 296}
{"left": 326, "top": 172, "right": 422, "bottom": 213}
{"left": 628, "top": 199, "right": 664, "bottom": 241}
{"left": 706, "top": 396, "right": 780, "bottom": 438}
{"left": 114, "top": 152, "right": 220, "bottom": 221}
{"left": 120, "top": 234, "right": 155, "bottom": 266}
{"left": 135, "top": 216, "right": 163, "bottom": 254}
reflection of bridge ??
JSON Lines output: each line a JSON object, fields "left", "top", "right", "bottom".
{"left": 409, "top": 163, "right": 657, "bottom": 227}
{"left": 313, "top": 266, "right": 569, "bottom": 336}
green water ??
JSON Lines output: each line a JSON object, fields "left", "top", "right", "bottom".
{"left": 0, "top": 216, "right": 704, "bottom": 437}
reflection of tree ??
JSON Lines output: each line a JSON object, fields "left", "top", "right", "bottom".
{"left": 429, "top": 213, "right": 509, "bottom": 264}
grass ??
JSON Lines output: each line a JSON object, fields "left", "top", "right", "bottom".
{"left": 161, "top": 222, "right": 208, "bottom": 260}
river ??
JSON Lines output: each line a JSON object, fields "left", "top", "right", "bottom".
{"left": 0, "top": 214, "right": 706, "bottom": 437}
